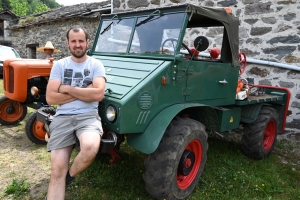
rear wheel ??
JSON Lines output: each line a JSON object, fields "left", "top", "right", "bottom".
{"left": 242, "top": 106, "right": 279, "bottom": 159}
{"left": 25, "top": 107, "right": 56, "bottom": 144}
{"left": 143, "top": 117, "right": 208, "bottom": 199}
{"left": 0, "top": 96, "right": 27, "bottom": 125}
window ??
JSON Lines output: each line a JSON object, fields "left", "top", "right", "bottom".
{"left": 0, "top": 20, "right": 4, "bottom": 37}
{"left": 26, "top": 43, "right": 38, "bottom": 59}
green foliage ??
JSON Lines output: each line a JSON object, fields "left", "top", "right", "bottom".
{"left": 34, "top": 3, "right": 49, "bottom": 13}
{"left": 9, "top": 0, "right": 29, "bottom": 16}
{"left": 2, "top": 0, "right": 58, "bottom": 16}
{"left": 3, "top": 179, "right": 30, "bottom": 198}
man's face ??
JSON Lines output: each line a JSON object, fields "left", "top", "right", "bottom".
{"left": 44, "top": 49, "right": 54, "bottom": 55}
{"left": 67, "top": 29, "right": 90, "bottom": 59}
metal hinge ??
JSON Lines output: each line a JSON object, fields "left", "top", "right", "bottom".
{"left": 182, "top": 87, "right": 191, "bottom": 96}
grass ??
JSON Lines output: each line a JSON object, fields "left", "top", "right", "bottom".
{"left": 61, "top": 138, "right": 300, "bottom": 200}
{"left": 0, "top": 79, "right": 299, "bottom": 199}
{"left": 1, "top": 179, "right": 30, "bottom": 199}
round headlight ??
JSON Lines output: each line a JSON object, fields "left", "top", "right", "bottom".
{"left": 106, "top": 105, "right": 117, "bottom": 123}
{"left": 30, "top": 86, "right": 39, "bottom": 96}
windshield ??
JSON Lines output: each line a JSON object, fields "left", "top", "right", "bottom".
{"left": 94, "top": 12, "right": 185, "bottom": 55}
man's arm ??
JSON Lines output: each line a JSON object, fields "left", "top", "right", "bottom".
{"left": 46, "top": 79, "right": 77, "bottom": 105}
{"left": 58, "top": 76, "right": 106, "bottom": 102}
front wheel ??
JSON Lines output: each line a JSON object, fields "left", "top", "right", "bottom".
{"left": 0, "top": 96, "right": 27, "bottom": 125}
{"left": 242, "top": 106, "right": 279, "bottom": 159}
{"left": 25, "top": 107, "right": 56, "bottom": 144}
{"left": 143, "top": 117, "right": 208, "bottom": 199}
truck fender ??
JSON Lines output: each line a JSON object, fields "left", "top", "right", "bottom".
{"left": 127, "top": 103, "right": 215, "bottom": 154}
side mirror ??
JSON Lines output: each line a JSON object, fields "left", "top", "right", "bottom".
{"left": 194, "top": 36, "right": 209, "bottom": 51}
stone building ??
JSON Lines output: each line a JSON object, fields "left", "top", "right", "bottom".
{"left": 0, "top": 9, "right": 19, "bottom": 46}
{"left": 5, "top": 0, "right": 300, "bottom": 137}
{"left": 112, "top": 0, "right": 300, "bottom": 136}
{"left": 7, "top": 0, "right": 111, "bottom": 59}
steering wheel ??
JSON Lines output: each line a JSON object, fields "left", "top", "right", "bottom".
{"left": 238, "top": 52, "right": 247, "bottom": 75}
{"left": 161, "top": 38, "right": 193, "bottom": 57}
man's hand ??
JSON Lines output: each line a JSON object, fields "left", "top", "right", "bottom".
{"left": 58, "top": 84, "right": 71, "bottom": 94}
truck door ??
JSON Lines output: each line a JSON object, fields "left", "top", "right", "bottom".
{"left": 185, "top": 60, "right": 238, "bottom": 106}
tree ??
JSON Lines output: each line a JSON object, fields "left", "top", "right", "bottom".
{"left": 4, "top": 0, "right": 59, "bottom": 16}
{"left": 28, "top": 0, "right": 50, "bottom": 14}
{"left": 1, "top": 0, "right": 11, "bottom": 9}
{"left": 9, "top": 0, "right": 29, "bottom": 16}
{"left": 34, "top": 3, "right": 49, "bottom": 13}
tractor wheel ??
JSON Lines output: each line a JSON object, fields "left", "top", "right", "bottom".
{"left": 25, "top": 107, "right": 55, "bottom": 144}
{"left": 143, "top": 117, "right": 208, "bottom": 200}
{"left": 0, "top": 96, "right": 27, "bottom": 125}
{"left": 242, "top": 106, "right": 279, "bottom": 159}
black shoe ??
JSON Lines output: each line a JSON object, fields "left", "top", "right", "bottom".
{"left": 66, "top": 171, "right": 75, "bottom": 187}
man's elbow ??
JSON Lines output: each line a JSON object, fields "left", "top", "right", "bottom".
{"left": 46, "top": 96, "right": 54, "bottom": 105}
{"left": 95, "top": 90, "right": 105, "bottom": 101}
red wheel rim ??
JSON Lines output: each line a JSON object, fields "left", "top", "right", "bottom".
{"left": 0, "top": 100, "right": 24, "bottom": 122}
{"left": 177, "top": 139, "right": 202, "bottom": 189}
{"left": 32, "top": 120, "right": 46, "bottom": 141}
{"left": 263, "top": 119, "right": 276, "bottom": 151}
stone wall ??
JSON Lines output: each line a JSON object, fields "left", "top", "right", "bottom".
{"left": 113, "top": 0, "right": 300, "bottom": 136}
{"left": 0, "top": 12, "right": 18, "bottom": 44}
{"left": 11, "top": 18, "right": 99, "bottom": 59}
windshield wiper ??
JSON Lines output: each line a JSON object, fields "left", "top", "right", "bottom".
{"left": 136, "top": 10, "right": 161, "bottom": 27}
{"left": 100, "top": 21, "right": 113, "bottom": 34}
{"left": 100, "top": 15, "right": 121, "bottom": 35}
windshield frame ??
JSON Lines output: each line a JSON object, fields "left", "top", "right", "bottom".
{"left": 92, "top": 10, "right": 188, "bottom": 60}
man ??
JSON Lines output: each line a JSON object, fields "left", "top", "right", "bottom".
{"left": 37, "top": 41, "right": 60, "bottom": 59}
{"left": 45, "top": 25, "right": 106, "bottom": 200}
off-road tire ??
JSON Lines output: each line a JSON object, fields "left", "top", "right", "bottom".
{"left": 25, "top": 107, "right": 55, "bottom": 144}
{"left": 0, "top": 96, "right": 27, "bottom": 125}
{"left": 242, "top": 106, "right": 279, "bottom": 159}
{"left": 143, "top": 117, "right": 208, "bottom": 200}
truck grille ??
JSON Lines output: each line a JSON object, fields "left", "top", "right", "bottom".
{"left": 3, "top": 65, "right": 14, "bottom": 93}
{"left": 8, "top": 66, "right": 14, "bottom": 93}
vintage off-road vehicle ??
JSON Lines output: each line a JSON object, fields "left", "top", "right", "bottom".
{"left": 2, "top": 3, "right": 291, "bottom": 199}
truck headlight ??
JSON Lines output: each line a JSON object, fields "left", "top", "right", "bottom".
{"left": 106, "top": 105, "right": 117, "bottom": 123}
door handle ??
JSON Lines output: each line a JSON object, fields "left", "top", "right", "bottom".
{"left": 219, "top": 79, "right": 228, "bottom": 84}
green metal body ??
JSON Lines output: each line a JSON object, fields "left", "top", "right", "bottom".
{"left": 91, "top": 4, "right": 290, "bottom": 154}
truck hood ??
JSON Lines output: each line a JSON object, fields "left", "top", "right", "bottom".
{"left": 95, "top": 56, "right": 169, "bottom": 99}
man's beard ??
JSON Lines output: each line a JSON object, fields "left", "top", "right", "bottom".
{"left": 69, "top": 46, "right": 87, "bottom": 58}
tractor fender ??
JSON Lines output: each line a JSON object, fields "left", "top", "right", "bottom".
{"left": 127, "top": 103, "right": 216, "bottom": 154}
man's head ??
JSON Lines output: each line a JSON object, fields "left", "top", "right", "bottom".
{"left": 66, "top": 25, "right": 90, "bottom": 59}
{"left": 37, "top": 41, "right": 60, "bottom": 55}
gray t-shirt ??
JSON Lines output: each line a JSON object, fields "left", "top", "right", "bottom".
{"left": 49, "top": 56, "right": 106, "bottom": 115}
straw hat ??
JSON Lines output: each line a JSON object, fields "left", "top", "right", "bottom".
{"left": 37, "top": 41, "right": 60, "bottom": 52}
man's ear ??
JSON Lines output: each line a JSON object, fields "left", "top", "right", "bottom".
{"left": 66, "top": 40, "right": 69, "bottom": 45}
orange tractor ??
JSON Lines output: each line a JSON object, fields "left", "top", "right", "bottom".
{"left": 0, "top": 58, "right": 55, "bottom": 144}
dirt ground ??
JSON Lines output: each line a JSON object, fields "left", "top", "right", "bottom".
{"left": 0, "top": 124, "right": 50, "bottom": 199}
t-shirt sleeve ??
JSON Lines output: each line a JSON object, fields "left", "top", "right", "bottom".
{"left": 49, "top": 61, "right": 62, "bottom": 80}
{"left": 92, "top": 59, "right": 106, "bottom": 82}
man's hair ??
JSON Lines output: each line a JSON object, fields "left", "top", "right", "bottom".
{"left": 66, "top": 25, "right": 90, "bottom": 40}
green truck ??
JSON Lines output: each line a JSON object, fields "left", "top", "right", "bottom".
{"left": 3, "top": 3, "right": 290, "bottom": 199}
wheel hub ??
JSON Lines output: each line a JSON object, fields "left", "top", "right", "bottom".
{"left": 178, "top": 150, "right": 195, "bottom": 176}
{"left": 6, "top": 106, "right": 14, "bottom": 114}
